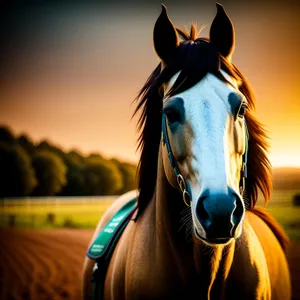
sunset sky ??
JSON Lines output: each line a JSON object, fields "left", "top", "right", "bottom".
{"left": 1, "top": 0, "right": 299, "bottom": 166}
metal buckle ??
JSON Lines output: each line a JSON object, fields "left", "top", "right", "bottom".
{"left": 177, "top": 174, "right": 190, "bottom": 207}
{"left": 239, "top": 162, "right": 247, "bottom": 195}
{"left": 183, "top": 190, "right": 191, "bottom": 207}
{"left": 242, "top": 162, "right": 247, "bottom": 178}
{"left": 177, "top": 174, "right": 186, "bottom": 193}
{"left": 240, "top": 177, "right": 246, "bottom": 195}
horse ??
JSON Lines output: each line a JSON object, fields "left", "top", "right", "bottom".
{"left": 82, "top": 3, "right": 291, "bottom": 299}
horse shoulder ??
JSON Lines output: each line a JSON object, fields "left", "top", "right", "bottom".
{"left": 81, "top": 190, "right": 138, "bottom": 300}
{"left": 245, "top": 208, "right": 291, "bottom": 300}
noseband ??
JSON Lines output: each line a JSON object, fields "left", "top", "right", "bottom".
{"left": 161, "top": 113, "right": 249, "bottom": 207}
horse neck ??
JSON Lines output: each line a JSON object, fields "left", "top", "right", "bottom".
{"left": 152, "top": 147, "right": 236, "bottom": 295}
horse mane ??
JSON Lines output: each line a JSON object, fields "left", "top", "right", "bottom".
{"left": 133, "top": 24, "right": 272, "bottom": 216}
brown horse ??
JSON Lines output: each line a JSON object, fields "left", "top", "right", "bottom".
{"left": 82, "top": 3, "right": 291, "bottom": 299}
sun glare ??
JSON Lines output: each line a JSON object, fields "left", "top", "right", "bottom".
{"left": 269, "top": 152, "right": 300, "bottom": 168}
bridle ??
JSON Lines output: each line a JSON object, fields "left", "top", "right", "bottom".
{"left": 161, "top": 113, "right": 249, "bottom": 207}
{"left": 161, "top": 114, "right": 191, "bottom": 206}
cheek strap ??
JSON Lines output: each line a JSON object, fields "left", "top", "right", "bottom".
{"left": 161, "top": 114, "right": 191, "bottom": 207}
{"left": 240, "top": 119, "right": 249, "bottom": 195}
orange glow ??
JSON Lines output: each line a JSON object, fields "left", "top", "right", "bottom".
{"left": 0, "top": 3, "right": 299, "bottom": 167}
{"left": 269, "top": 151, "right": 300, "bottom": 168}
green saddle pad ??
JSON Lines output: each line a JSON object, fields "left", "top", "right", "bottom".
{"left": 87, "top": 197, "right": 137, "bottom": 261}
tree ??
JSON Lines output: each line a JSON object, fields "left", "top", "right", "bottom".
{"left": 87, "top": 153, "right": 104, "bottom": 162}
{"left": 18, "top": 134, "right": 36, "bottom": 156}
{"left": 68, "top": 149, "right": 86, "bottom": 165}
{"left": 0, "top": 126, "right": 16, "bottom": 144}
{"left": 111, "top": 159, "right": 137, "bottom": 194}
{"left": 31, "top": 150, "right": 67, "bottom": 196}
{"left": 37, "top": 140, "right": 65, "bottom": 158}
{"left": 84, "top": 158, "right": 123, "bottom": 195}
{"left": 0, "top": 124, "right": 138, "bottom": 197}
{"left": 59, "top": 152, "right": 86, "bottom": 196}
{"left": 0, "top": 142, "right": 37, "bottom": 197}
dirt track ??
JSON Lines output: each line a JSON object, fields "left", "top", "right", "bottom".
{"left": 0, "top": 228, "right": 93, "bottom": 300}
{"left": 0, "top": 228, "right": 299, "bottom": 300}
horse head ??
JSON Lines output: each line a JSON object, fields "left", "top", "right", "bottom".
{"left": 134, "top": 3, "right": 271, "bottom": 247}
{"left": 155, "top": 4, "right": 249, "bottom": 245}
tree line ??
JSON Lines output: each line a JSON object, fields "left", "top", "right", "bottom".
{"left": 0, "top": 126, "right": 137, "bottom": 198}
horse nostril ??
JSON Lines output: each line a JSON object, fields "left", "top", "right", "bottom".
{"left": 232, "top": 195, "right": 244, "bottom": 225}
{"left": 195, "top": 189, "right": 245, "bottom": 240}
{"left": 196, "top": 195, "right": 211, "bottom": 229}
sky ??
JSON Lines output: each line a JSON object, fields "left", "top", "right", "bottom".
{"left": 1, "top": 0, "right": 300, "bottom": 166}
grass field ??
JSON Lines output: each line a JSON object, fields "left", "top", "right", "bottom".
{"left": 266, "top": 206, "right": 300, "bottom": 241}
{"left": 0, "top": 196, "right": 115, "bottom": 229}
{"left": 256, "top": 189, "right": 300, "bottom": 241}
{"left": 1, "top": 189, "right": 300, "bottom": 240}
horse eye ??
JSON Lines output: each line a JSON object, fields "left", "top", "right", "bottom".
{"left": 238, "top": 103, "right": 247, "bottom": 118}
{"left": 165, "top": 108, "right": 180, "bottom": 124}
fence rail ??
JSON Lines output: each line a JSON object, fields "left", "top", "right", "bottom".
{"left": 0, "top": 196, "right": 118, "bottom": 206}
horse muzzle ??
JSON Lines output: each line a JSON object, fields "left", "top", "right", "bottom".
{"left": 194, "top": 187, "right": 244, "bottom": 244}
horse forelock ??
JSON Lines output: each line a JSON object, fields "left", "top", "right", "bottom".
{"left": 133, "top": 25, "right": 272, "bottom": 216}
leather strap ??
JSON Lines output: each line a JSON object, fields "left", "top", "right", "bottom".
{"left": 162, "top": 114, "right": 191, "bottom": 206}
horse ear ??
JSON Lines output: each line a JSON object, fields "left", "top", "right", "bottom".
{"left": 153, "top": 4, "right": 179, "bottom": 63}
{"left": 209, "top": 3, "right": 235, "bottom": 59}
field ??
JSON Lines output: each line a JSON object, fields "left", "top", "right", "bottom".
{"left": 256, "top": 189, "right": 300, "bottom": 241}
{"left": 0, "top": 197, "right": 115, "bottom": 229}
{"left": 0, "top": 228, "right": 93, "bottom": 300}
{"left": 1, "top": 189, "right": 300, "bottom": 240}
{"left": 1, "top": 190, "right": 300, "bottom": 299}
